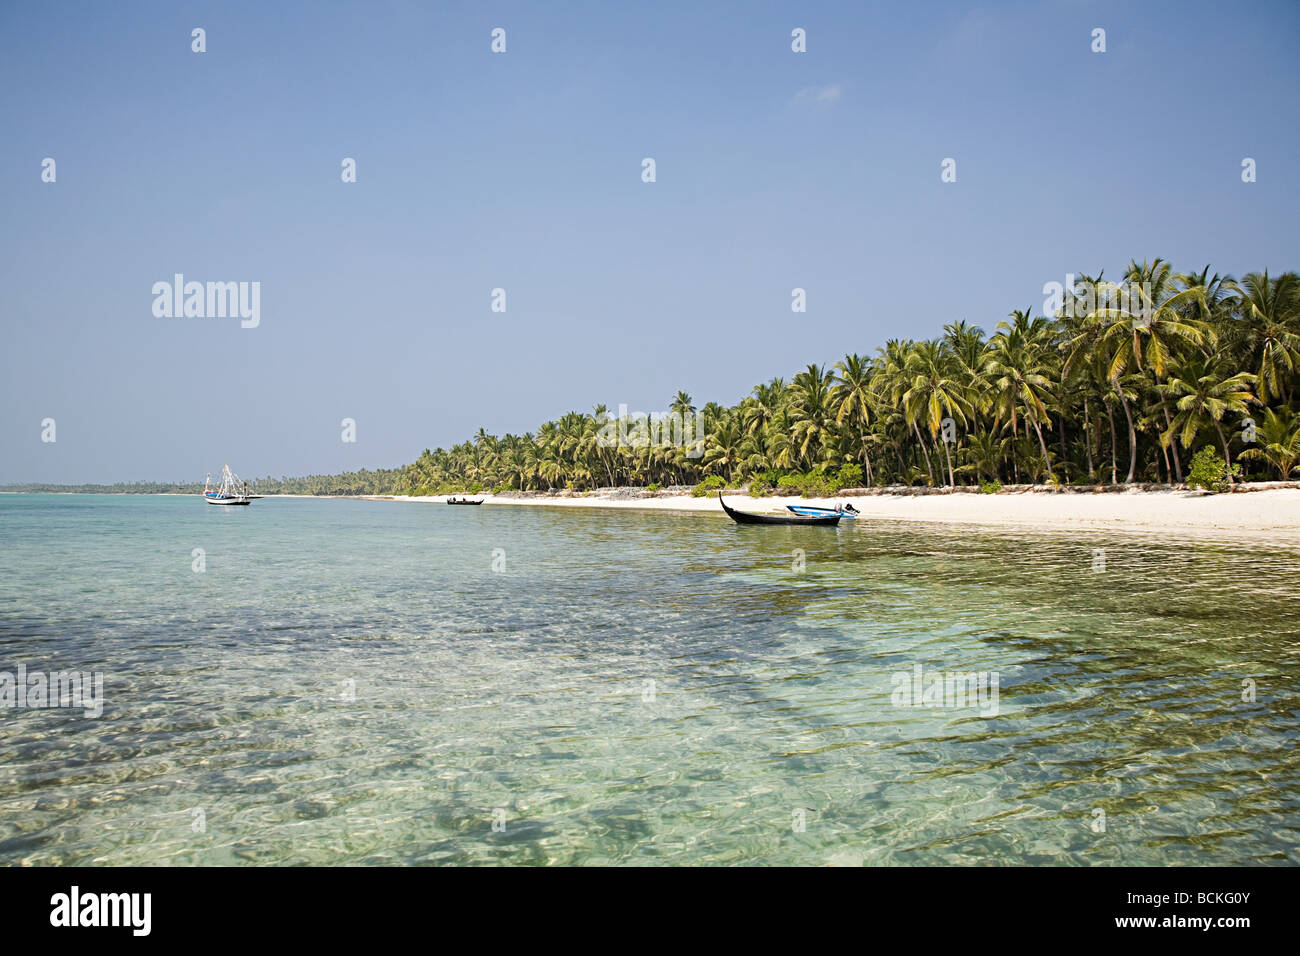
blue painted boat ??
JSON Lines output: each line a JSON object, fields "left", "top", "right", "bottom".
{"left": 203, "top": 464, "right": 253, "bottom": 505}
{"left": 786, "top": 503, "right": 859, "bottom": 518}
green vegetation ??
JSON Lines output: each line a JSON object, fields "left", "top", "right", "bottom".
{"left": 8, "top": 260, "right": 1299, "bottom": 498}
{"left": 835, "top": 463, "right": 864, "bottom": 490}
{"left": 1186, "top": 446, "right": 1239, "bottom": 493}
{"left": 692, "top": 475, "right": 726, "bottom": 497}
{"left": 391, "top": 262, "right": 1299, "bottom": 494}
{"left": 0, "top": 471, "right": 406, "bottom": 497}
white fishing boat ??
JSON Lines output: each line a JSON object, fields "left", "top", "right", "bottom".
{"left": 204, "top": 464, "right": 253, "bottom": 505}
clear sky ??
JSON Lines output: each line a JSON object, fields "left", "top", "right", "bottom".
{"left": 2, "top": 0, "right": 1298, "bottom": 483}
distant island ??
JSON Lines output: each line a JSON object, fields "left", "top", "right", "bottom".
{"left": 10, "top": 260, "right": 1299, "bottom": 500}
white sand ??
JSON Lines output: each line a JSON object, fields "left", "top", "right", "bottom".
{"left": 361, "top": 488, "right": 1300, "bottom": 540}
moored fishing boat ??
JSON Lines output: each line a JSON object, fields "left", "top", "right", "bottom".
{"left": 446, "top": 497, "right": 484, "bottom": 505}
{"left": 719, "top": 493, "right": 842, "bottom": 526}
{"left": 786, "top": 503, "right": 859, "bottom": 518}
{"left": 204, "top": 465, "right": 252, "bottom": 505}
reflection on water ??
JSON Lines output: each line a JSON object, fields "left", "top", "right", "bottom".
{"left": 0, "top": 494, "right": 1296, "bottom": 865}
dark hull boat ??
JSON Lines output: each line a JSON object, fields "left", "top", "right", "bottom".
{"left": 446, "top": 498, "right": 484, "bottom": 505}
{"left": 719, "top": 493, "right": 842, "bottom": 526}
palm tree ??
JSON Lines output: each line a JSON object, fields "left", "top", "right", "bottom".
{"left": 957, "top": 431, "right": 1003, "bottom": 483}
{"left": 987, "top": 311, "right": 1057, "bottom": 481}
{"left": 874, "top": 339, "right": 934, "bottom": 481}
{"left": 744, "top": 379, "right": 785, "bottom": 439}
{"left": 670, "top": 391, "right": 696, "bottom": 420}
{"left": 901, "top": 340, "right": 970, "bottom": 486}
{"left": 1236, "top": 271, "right": 1300, "bottom": 404}
{"left": 703, "top": 415, "right": 744, "bottom": 481}
{"left": 1161, "top": 353, "right": 1257, "bottom": 485}
{"left": 788, "top": 364, "right": 835, "bottom": 469}
{"left": 1238, "top": 407, "right": 1300, "bottom": 480}
{"left": 832, "top": 353, "right": 876, "bottom": 484}
{"left": 1081, "top": 260, "right": 1211, "bottom": 481}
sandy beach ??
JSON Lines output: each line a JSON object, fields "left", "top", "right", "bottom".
{"left": 354, "top": 486, "right": 1300, "bottom": 539}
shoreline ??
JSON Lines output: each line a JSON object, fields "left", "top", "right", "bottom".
{"left": 8, "top": 487, "right": 1300, "bottom": 538}
{"left": 366, "top": 486, "right": 1300, "bottom": 538}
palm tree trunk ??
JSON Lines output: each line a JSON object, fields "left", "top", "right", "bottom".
{"left": 1032, "top": 420, "right": 1052, "bottom": 481}
{"left": 1107, "top": 404, "right": 1118, "bottom": 485}
{"left": 1162, "top": 403, "right": 1183, "bottom": 482}
{"left": 1057, "top": 417, "right": 1069, "bottom": 483}
{"left": 1083, "top": 396, "right": 1095, "bottom": 480}
{"left": 912, "top": 422, "right": 934, "bottom": 481}
{"left": 942, "top": 438, "right": 954, "bottom": 487}
{"left": 1117, "top": 388, "right": 1137, "bottom": 483}
{"left": 1214, "top": 421, "right": 1236, "bottom": 486}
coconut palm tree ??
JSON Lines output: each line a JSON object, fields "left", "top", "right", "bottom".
{"left": 1161, "top": 353, "right": 1258, "bottom": 485}
{"left": 901, "top": 340, "right": 970, "bottom": 486}
{"left": 670, "top": 391, "right": 696, "bottom": 420}
{"left": 832, "top": 353, "right": 876, "bottom": 484}
{"left": 788, "top": 364, "right": 836, "bottom": 469}
{"left": 1236, "top": 271, "right": 1300, "bottom": 404}
{"left": 702, "top": 415, "right": 744, "bottom": 481}
{"left": 874, "top": 339, "right": 935, "bottom": 481}
{"left": 1079, "top": 260, "right": 1211, "bottom": 481}
{"left": 744, "top": 379, "right": 785, "bottom": 438}
{"left": 1238, "top": 408, "right": 1300, "bottom": 480}
{"left": 987, "top": 311, "right": 1057, "bottom": 480}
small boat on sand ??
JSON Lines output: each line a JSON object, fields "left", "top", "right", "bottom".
{"left": 786, "top": 503, "right": 859, "bottom": 518}
{"left": 204, "top": 465, "right": 252, "bottom": 506}
{"left": 719, "top": 493, "right": 842, "bottom": 526}
{"left": 446, "top": 497, "right": 484, "bottom": 506}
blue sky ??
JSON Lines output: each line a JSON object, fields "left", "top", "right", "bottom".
{"left": 2, "top": 0, "right": 1298, "bottom": 483}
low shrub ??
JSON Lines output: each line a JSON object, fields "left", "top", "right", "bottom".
{"left": 834, "top": 463, "right": 864, "bottom": 491}
{"left": 1186, "top": 446, "right": 1239, "bottom": 492}
{"left": 692, "top": 475, "right": 727, "bottom": 497}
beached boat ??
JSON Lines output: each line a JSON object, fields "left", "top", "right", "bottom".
{"left": 446, "top": 497, "right": 484, "bottom": 505}
{"left": 719, "top": 493, "right": 842, "bottom": 526}
{"left": 786, "top": 503, "right": 859, "bottom": 518}
{"left": 204, "top": 465, "right": 252, "bottom": 505}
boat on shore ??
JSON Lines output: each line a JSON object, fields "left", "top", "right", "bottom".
{"left": 204, "top": 465, "right": 252, "bottom": 505}
{"left": 786, "top": 503, "right": 859, "bottom": 519}
{"left": 719, "top": 493, "right": 842, "bottom": 526}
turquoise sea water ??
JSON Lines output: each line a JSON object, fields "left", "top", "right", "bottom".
{"left": 0, "top": 494, "right": 1296, "bottom": 866}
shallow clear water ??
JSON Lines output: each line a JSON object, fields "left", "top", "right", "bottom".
{"left": 0, "top": 494, "right": 1297, "bottom": 865}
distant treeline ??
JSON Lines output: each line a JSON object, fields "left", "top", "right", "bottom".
{"left": 1, "top": 470, "right": 406, "bottom": 497}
